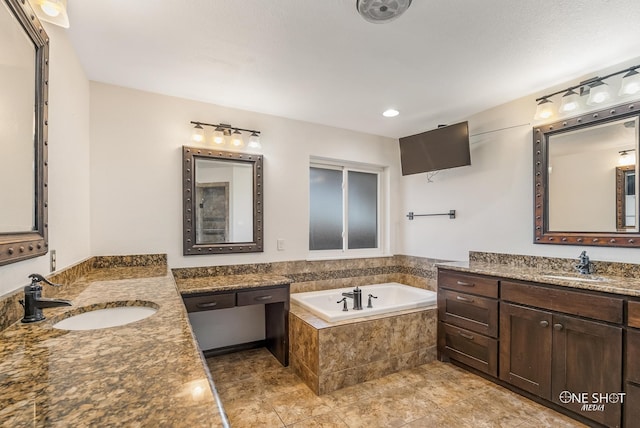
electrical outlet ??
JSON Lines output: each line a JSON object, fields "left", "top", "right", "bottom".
{"left": 50, "top": 250, "right": 56, "bottom": 272}
{"left": 277, "top": 239, "right": 285, "bottom": 251}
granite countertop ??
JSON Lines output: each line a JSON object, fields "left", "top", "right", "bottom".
{"left": 175, "top": 273, "right": 291, "bottom": 295}
{"left": 0, "top": 266, "right": 227, "bottom": 427}
{"left": 438, "top": 261, "right": 640, "bottom": 297}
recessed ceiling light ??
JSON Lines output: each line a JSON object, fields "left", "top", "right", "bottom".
{"left": 383, "top": 109, "right": 399, "bottom": 117}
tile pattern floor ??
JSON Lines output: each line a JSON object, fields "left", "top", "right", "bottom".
{"left": 206, "top": 348, "right": 587, "bottom": 427}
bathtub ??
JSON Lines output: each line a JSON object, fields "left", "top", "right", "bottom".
{"left": 290, "top": 282, "right": 437, "bottom": 322}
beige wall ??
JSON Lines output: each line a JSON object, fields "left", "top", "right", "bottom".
{"left": 88, "top": 83, "right": 400, "bottom": 267}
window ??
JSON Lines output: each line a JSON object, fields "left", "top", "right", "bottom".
{"left": 309, "top": 160, "right": 385, "bottom": 256}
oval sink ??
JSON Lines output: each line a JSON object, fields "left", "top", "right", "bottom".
{"left": 542, "top": 274, "right": 609, "bottom": 283}
{"left": 53, "top": 305, "right": 157, "bottom": 330}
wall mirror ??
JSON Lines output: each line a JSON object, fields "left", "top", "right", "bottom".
{"left": 182, "top": 146, "right": 263, "bottom": 254}
{"left": 0, "top": 0, "right": 49, "bottom": 265}
{"left": 534, "top": 101, "right": 640, "bottom": 247}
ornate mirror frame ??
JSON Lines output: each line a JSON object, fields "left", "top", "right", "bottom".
{"left": 0, "top": 0, "right": 49, "bottom": 266}
{"left": 182, "top": 146, "right": 263, "bottom": 255}
{"left": 534, "top": 101, "right": 640, "bottom": 247}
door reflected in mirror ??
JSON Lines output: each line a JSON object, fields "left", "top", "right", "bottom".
{"left": 183, "top": 147, "right": 263, "bottom": 254}
{"left": 547, "top": 117, "right": 638, "bottom": 233}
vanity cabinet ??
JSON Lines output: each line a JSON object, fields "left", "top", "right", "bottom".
{"left": 182, "top": 284, "right": 290, "bottom": 366}
{"left": 438, "top": 268, "right": 629, "bottom": 428}
{"left": 626, "top": 301, "right": 640, "bottom": 428}
{"left": 501, "top": 280, "right": 623, "bottom": 428}
{"left": 437, "top": 271, "right": 499, "bottom": 376}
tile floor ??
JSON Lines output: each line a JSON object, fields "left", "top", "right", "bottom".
{"left": 206, "top": 348, "right": 587, "bottom": 427}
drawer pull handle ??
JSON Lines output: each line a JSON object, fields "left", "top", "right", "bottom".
{"left": 456, "top": 296, "right": 474, "bottom": 303}
{"left": 459, "top": 332, "right": 475, "bottom": 340}
{"left": 539, "top": 320, "right": 549, "bottom": 328}
{"left": 255, "top": 295, "right": 273, "bottom": 302}
{"left": 456, "top": 281, "right": 475, "bottom": 287}
{"left": 196, "top": 302, "right": 218, "bottom": 308}
{"left": 553, "top": 323, "right": 564, "bottom": 331}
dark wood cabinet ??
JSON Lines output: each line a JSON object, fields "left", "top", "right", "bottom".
{"left": 439, "top": 269, "right": 629, "bottom": 428}
{"left": 182, "top": 284, "right": 290, "bottom": 366}
{"left": 438, "top": 270, "right": 499, "bottom": 377}
{"left": 500, "top": 303, "right": 552, "bottom": 398}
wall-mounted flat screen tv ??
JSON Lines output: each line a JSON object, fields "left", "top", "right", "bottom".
{"left": 399, "top": 121, "right": 470, "bottom": 175}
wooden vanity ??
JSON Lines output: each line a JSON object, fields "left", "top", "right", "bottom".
{"left": 438, "top": 268, "right": 639, "bottom": 428}
{"left": 176, "top": 274, "right": 291, "bottom": 366}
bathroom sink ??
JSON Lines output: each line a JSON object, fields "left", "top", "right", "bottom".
{"left": 52, "top": 305, "right": 157, "bottom": 330}
{"left": 541, "top": 274, "right": 610, "bottom": 283}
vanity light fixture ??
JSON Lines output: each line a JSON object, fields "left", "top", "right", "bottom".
{"left": 534, "top": 64, "right": 640, "bottom": 120}
{"left": 189, "top": 121, "right": 261, "bottom": 151}
{"left": 618, "top": 149, "right": 636, "bottom": 166}
{"left": 29, "top": 0, "right": 69, "bottom": 28}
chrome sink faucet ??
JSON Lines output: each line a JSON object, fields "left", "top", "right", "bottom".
{"left": 341, "top": 286, "right": 363, "bottom": 310}
{"left": 20, "top": 274, "right": 72, "bottom": 323}
{"left": 575, "top": 251, "right": 593, "bottom": 275}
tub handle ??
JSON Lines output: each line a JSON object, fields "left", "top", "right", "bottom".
{"left": 456, "top": 281, "right": 474, "bottom": 287}
{"left": 459, "top": 332, "right": 474, "bottom": 341}
{"left": 337, "top": 297, "right": 348, "bottom": 312}
{"left": 455, "top": 295, "right": 474, "bottom": 303}
{"left": 367, "top": 294, "right": 378, "bottom": 308}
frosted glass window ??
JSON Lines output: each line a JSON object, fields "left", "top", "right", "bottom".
{"left": 309, "top": 167, "right": 343, "bottom": 250}
{"left": 348, "top": 171, "right": 377, "bottom": 249}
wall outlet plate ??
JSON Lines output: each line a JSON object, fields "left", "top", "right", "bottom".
{"left": 277, "top": 239, "right": 285, "bottom": 251}
{"left": 50, "top": 250, "right": 56, "bottom": 272}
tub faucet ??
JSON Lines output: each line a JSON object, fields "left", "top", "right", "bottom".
{"left": 341, "top": 286, "right": 363, "bottom": 310}
{"left": 575, "top": 251, "right": 593, "bottom": 275}
{"left": 20, "top": 273, "right": 72, "bottom": 323}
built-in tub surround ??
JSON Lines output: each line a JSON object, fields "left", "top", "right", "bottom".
{"left": 290, "top": 302, "right": 437, "bottom": 395}
{"left": 291, "top": 283, "right": 437, "bottom": 322}
{"left": 0, "top": 255, "right": 227, "bottom": 427}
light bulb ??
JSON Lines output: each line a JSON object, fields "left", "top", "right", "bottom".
{"left": 586, "top": 80, "right": 612, "bottom": 106}
{"left": 558, "top": 89, "right": 581, "bottom": 115}
{"left": 212, "top": 127, "right": 225, "bottom": 145}
{"left": 619, "top": 69, "right": 640, "bottom": 97}
{"left": 534, "top": 98, "right": 554, "bottom": 120}
{"left": 248, "top": 132, "right": 262, "bottom": 150}
{"left": 41, "top": 1, "right": 61, "bottom": 17}
{"left": 191, "top": 124, "right": 204, "bottom": 142}
{"left": 382, "top": 109, "right": 399, "bottom": 117}
{"left": 231, "top": 130, "right": 244, "bottom": 148}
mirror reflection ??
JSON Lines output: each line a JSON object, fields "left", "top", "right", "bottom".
{"left": 0, "top": 0, "right": 36, "bottom": 233}
{"left": 547, "top": 117, "right": 639, "bottom": 233}
{"left": 195, "top": 158, "right": 253, "bottom": 244}
{"left": 616, "top": 165, "right": 636, "bottom": 230}
{"left": 183, "top": 147, "right": 263, "bottom": 254}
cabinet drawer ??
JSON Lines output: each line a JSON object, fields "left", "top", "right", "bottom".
{"left": 501, "top": 280, "right": 623, "bottom": 324}
{"left": 438, "top": 289, "right": 498, "bottom": 337}
{"left": 628, "top": 329, "right": 640, "bottom": 384}
{"left": 629, "top": 300, "right": 640, "bottom": 328}
{"left": 438, "top": 322, "right": 498, "bottom": 377}
{"left": 438, "top": 270, "right": 498, "bottom": 298}
{"left": 237, "top": 286, "right": 288, "bottom": 306}
{"left": 183, "top": 292, "right": 236, "bottom": 312}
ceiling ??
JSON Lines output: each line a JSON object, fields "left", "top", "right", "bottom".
{"left": 65, "top": 0, "right": 640, "bottom": 138}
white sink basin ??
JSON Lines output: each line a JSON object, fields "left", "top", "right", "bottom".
{"left": 542, "top": 274, "right": 610, "bottom": 283}
{"left": 53, "top": 305, "right": 157, "bottom": 330}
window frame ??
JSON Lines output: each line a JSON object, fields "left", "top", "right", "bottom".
{"left": 308, "top": 157, "right": 388, "bottom": 259}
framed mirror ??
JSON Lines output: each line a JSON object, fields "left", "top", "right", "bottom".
{"left": 182, "top": 147, "right": 263, "bottom": 254}
{"left": 534, "top": 101, "right": 640, "bottom": 247}
{"left": 0, "top": 0, "right": 49, "bottom": 265}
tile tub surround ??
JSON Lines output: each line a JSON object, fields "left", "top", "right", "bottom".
{"left": 442, "top": 252, "right": 640, "bottom": 297}
{"left": 289, "top": 303, "right": 437, "bottom": 395}
{"left": 0, "top": 264, "right": 226, "bottom": 427}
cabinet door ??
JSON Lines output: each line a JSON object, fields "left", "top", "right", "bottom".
{"left": 500, "top": 303, "right": 552, "bottom": 399}
{"left": 551, "top": 314, "right": 622, "bottom": 428}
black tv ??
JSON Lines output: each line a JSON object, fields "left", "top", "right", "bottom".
{"left": 399, "top": 121, "right": 470, "bottom": 175}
